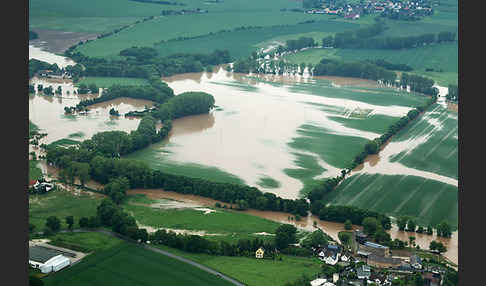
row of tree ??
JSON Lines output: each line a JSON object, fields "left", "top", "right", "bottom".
{"left": 327, "top": 30, "right": 456, "bottom": 50}
{"left": 313, "top": 58, "right": 398, "bottom": 84}
{"left": 365, "top": 59, "right": 413, "bottom": 72}
{"left": 400, "top": 73, "right": 438, "bottom": 95}
{"left": 285, "top": 37, "right": 318, "bottom": 52}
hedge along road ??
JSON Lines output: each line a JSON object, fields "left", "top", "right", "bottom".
{"left": 55, "top": 228, "right": 246, "bottom": 286}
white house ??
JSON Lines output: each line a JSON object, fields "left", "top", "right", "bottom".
{"left": 29, "top": 246, "right": 71, "bottom": 273}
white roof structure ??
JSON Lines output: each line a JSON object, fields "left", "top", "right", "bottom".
{"left": 310, "top": 278, "right": 327, "bottom": 286}
{"left": 29, "top": 246, "right": 71, "bottom": 273}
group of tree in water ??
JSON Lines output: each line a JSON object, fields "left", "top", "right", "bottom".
{"left": 446, "top": 84, "right": 458, "bottom": 102}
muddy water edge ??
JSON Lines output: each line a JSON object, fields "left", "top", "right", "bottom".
{"left": 126, "top": 188, "right": 458, "bottom": 265}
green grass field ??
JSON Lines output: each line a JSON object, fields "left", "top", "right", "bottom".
{"left": 123, "top": 195, "right": 283, "bottom": 243}
{"left": 76, "top": 76, "right": 149, "bottom": 87}
{"left": 48, "top": 231, "right": 124, "bottom": 252}
{"left": 29, "top": 160, "right": 43, "bottom": 181}
{"left": 326, "top": 173, "right": 458, "bottom": 229}
{"left": 256, "top": 175, "right": 281, "bottom": 189}
{"left": 153, "top": 20, "right": 358, "bottom": 59}
{"left": 42, "top": 235, "right": 234, "bottom": 286}
{"left": 29, "top": 189, "right": 104, "bottom": 231}
{"left": 154, "top": 244, "right": 322, "bottom": 286}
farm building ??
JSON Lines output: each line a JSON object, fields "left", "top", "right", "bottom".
{"left": 29, "top": 245, "right": 71, "bottom": 273}
{"left": 367, "top": 254, "right": 402, "bottom": 268}
{"left": 358, "top": 241, "right": 390, "bottom": 257}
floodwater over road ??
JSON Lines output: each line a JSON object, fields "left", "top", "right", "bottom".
{"left": 29, "top": 44, "right": 76, "bottom": 68}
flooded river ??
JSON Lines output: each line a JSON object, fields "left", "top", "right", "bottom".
{"left": 127, "top": 188, "right": 458, "bottom": 265}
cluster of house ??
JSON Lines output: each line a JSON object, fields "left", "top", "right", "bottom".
{"left": 161, "top": 8, "right": 208, "bottom": 16}
{"left": 37, "top": 69, "right": 72, "bottom": 79}
{"left": 308, "top": 230, "right": 444, "bottom": 286}
{"left": 29, "top": 178, "right": 54, "bottom": 194}
{"left": 304, "top": 0, "right": 434, "bottom": 20}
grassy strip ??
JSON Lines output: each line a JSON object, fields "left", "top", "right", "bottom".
{"left": 76, "top": 77, "right": 149, "bottom": 88}
{"left": 29, "top": 160, "right": 43, "bottom": 181}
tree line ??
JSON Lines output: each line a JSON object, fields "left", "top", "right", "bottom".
{"left": 313, "top": 58, "right": 398, "bottom": 85}
{"left": 327, "top": 30, "right": 456, "bottom": 50}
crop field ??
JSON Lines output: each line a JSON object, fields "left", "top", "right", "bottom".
{"left": 326, "top": 173, "right": 458, "bottom": 228}
{"left": 76, "top": 77, "right": 149, "bottom": 87}
{"left": 154, "top": 244, "right": 322, "bottom": 286}
{"left": 42, "top": 236, "right": 233, "bottom": 286}
{"left": 323, "top": 103, "right": 458, "bottom": 228}
{"left": 388, "top": 103, "right": 458, "bottom": 180}
{"left": 123, "top": 195, "right": 282, "bottom": 243}
{"left": 48, "top": 231, "right": 124, "bottom": 252}
{"left": 29, "top": 189, "right": 104, "bottom": 231}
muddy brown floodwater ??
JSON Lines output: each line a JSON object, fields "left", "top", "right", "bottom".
{"left": 159, "top": 67, "right": 413, "bottom": 199}
{"left": 126, "top": 188, "right": 458, "bottom": 265}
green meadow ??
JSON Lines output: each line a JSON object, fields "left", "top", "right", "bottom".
{"left": 29, "top": 189, "right": 104, "bottom": 231}
{"left": 43, "top": 234, "right": 233, "bottom": 286}
{"left": 29, "top": 160, "right": 43, "bottom": 181}
{"left": 123, "top": 194, "right": 283, "bottom": 243}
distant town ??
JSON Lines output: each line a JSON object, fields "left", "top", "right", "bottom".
{"left": 281, "top": 0, "right": 437, "bottom": 21}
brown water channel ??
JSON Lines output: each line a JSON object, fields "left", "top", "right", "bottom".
{"left": 127, "top": 188, "right": 458, "bottom": 265}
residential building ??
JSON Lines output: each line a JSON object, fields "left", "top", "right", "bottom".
{"left": 255, "top": 247, "right": 264, "bottom": 259}
{"left": 410, "top": 254, "right": 422, "bottom": 269}
{"left": 356, "top": 265, "right": 371, "bottom": 280}
{"left": 423, "top": 272, "right": 441, "bottom": 286}
{"left": 358, "top": 241, "right": 390, "bottom": 257}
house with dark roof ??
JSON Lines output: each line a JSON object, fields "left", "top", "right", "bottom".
{"left": 356, "top": 265, "right": 371, "bottom": 280}
{"left": 410, "top": 254, "right": 422, "bottom": 269}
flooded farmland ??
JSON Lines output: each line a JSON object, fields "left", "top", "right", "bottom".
{"left": 29, "top": 45, "right": 458, "bottom": 265}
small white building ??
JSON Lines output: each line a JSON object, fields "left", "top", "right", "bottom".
{"left": 310, "top": 278, "right": 327, "bottom": 286}
{"left": 29, "top": 246, "right": 71, "bottom": 273}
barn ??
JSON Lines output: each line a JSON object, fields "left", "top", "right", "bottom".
{"left": 29, "top": 246, "right": 71, "bottom": 273}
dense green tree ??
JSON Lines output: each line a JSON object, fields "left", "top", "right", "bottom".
{"left": 436, "top": 221, "right": 452, "bottom": 237}
{"left": 302, "top": 229, "right": 328, "bottom": 249}
{"left": 45, "top": 216, "right": 61, "bottom": 232}
{"left": 104, "top": 176, "right": 130, "bottom": 205}
{"left": 275, "top": 224, "right": 297, "bottom": 250}
{"left": 65, "top": 216, "right": 74, "bottom": 230}
{"left": 344, "top": 219, "right": 352, "bottom": 230}
{"left": 407, "top": 219, "right": 417, "bottom": 232}
{"left": 338, "top": 231, "right": 353, "bottom": 248}
{"left": 362, "top": 217, "right": 378, "bottom": 235}
{"left": 397, "top": 216, "right": 408, "bottom": 231}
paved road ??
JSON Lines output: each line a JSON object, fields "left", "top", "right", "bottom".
{"left": 55, "top": 229, "right": 246, "bottom": 286}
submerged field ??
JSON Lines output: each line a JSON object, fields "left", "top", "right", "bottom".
{"left": 325, "top": 101, "right": 458, "bottom": 228}
{"left": 126, "top": 69, "right": 429, "bottom": 198}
